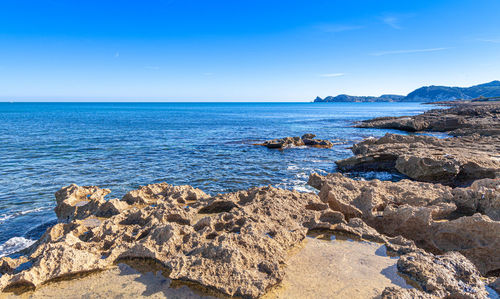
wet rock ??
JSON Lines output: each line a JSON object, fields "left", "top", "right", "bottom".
{"left": 335, "top": 133, "right": 500, "bottom": 186}
{"left": 397, "top": 251, "right": 488, "bottom": 298}
{"left": 310, "top": 173, "right": 500, "bottom": 275}
{"left": 258, "top": 134, "right": 333, "bottom": 149}
{"left": 301, "top": 133, "right": 316, "bottom": 139}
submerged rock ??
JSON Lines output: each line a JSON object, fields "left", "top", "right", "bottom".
{"left": 335, "top": 133, "right": 500, "bottom": 186}
{"left": 257, "top": 133, "right": 333, "bottom": 149}
{"left": 308, "top": 173, "right": 500, "bottom": 275}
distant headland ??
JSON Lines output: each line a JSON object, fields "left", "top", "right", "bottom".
{"left": 314, "top": 80, "right": 500, "bottom": 102}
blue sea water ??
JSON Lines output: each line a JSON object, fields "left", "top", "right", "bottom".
{"left": 0, "top": 102, "right": 434, "bottom": 256}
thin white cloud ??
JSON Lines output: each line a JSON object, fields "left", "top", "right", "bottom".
{"left": 145, "top": 66, "right": 160, "bottom": 70}
{"left": 382, "top": 16, "right": 401, "bottom": 29}
{"left": 317, "top": 24, "right": 364, "bottom": 33}
{"left": 477, "top": 38, "right": 500, "bottom": 43}
{"left": 319, "top": 73, "right": 344, "bottom": 78}
{"left": 371, "top": 47, "right": 449, "bottom": 56}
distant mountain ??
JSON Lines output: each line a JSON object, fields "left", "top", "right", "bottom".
{"left": 314, "top": 80, "right": 500, "bottom": 102}
{"left": 314, "top": 94, "right": 405, "bottom": 103}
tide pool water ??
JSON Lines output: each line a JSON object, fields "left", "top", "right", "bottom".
{"left": 0, "top": 102, "right": 433, "bottom": 256}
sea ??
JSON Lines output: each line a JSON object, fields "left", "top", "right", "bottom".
{"left": 0, "top": 102, "right": 435, "bottom": 257}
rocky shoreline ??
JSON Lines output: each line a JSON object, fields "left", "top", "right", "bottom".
{"left": 338, "top": 101, "right": 500, "bottom": 187}
{"left": 1, "top": 101, "right": 499, "bottom": 298}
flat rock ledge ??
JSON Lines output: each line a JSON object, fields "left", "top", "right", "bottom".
{"left": 256, "top": 133, "right": 333, "bottom": 149}
{"left": 355, "top": 101, "right": 500, "bottom": 137}
{"left": 1, "top": 178, "right": 497, "bottom": 298}
{"left": 335, "top": 133, "right": 500, "bottom": 186}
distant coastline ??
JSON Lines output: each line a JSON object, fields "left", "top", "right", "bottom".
{"left": 314, "top": 80, "right": 500, "bottom": 102}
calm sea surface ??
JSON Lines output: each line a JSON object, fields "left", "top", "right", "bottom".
{"left": 0, "top": 102, "right": 434, "bottom": 256}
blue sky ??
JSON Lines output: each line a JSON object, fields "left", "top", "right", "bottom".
{"left": 0, "top": 0, "right": 499, "bottom": 101}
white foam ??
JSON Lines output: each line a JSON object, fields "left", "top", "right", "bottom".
{"left": 0, "top": 207, "right": 48, "bottom": 224}
{"left": 0, "top": 214, "right": 14, "bottom": 223}
{"left": 0, "top": 237, "right": 36, "bottom": 258}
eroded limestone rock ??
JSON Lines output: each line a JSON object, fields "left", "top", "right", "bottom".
{"left": 1, "top": 180, "right": 494, "bottom": 298}
{"left": 0, "top": 183, "right": 346, "bottom": 298}
{"left": 309, "top": 173, "right": 500, "bottom": 275}
{"left": 335, "top": 133, "right": 500, "bottom": 186}
{"left": 397, "top": 251, "right": 487, "bottom": 298}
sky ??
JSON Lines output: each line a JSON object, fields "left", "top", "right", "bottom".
{"left": 0, "top": 0, "right": 499, "bottom": 102}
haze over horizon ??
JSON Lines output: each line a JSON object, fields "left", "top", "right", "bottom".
{"left": 1, "top": 0, "right": 499, "bottom": 102}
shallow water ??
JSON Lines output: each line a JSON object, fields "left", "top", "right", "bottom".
{"left": 0, "top": 102, "right": 433, "bottom": 255}
{"left": 264, "top": 236, "right": 413, "bottom": 299}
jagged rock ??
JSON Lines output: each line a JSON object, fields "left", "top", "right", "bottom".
{"left": 452, "top": 179, "right": 500, "bottom": 220}
{"left": 122, "top": 182, "right": 209, "bottom": 205}
{"left": 257, "top": 134, "right": 333, "bottom": 149}
{"left": 356, "top": 101, "right": 500, "bottom": 137}
{"left": 54, "top": 184, "right": 122, "bottom": 221}
{"left": 335, "top": 133, "right": 500, "bottom": 186}
{"left": 309, "top": 173, "right": 500, "bottom": 275}
{"left": 0, "top": 256, "right": 28, "bottom": 275}
{"left": 397, "top": 251, "right": 488, "bottom": 298}
{"left": 2, "top": 180, "right": 495, "bottom": 298}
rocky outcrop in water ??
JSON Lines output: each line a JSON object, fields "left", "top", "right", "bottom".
{"left": 1, "top": 180, "right": 492, "bottom": 298}
{"left": 258, "top": 133, "right": 333, "bottom": 149}
{"left": 335, "top": 133, "right": 500, "bottom": 186}
{"left": 356, "top": 101, "right": 500, "bottom": 136}
{"left": 308, "top": 173, "right": 500, "bottom": 275}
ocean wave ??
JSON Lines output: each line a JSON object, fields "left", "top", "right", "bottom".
{"left": 292, "top": 185, "right": 312, "bottom": 193}
{"left": 0, "top": 207, "right": 49, "bottom": 224}
{"left": 0, "top": 237, "right": 35, "bottom": 258}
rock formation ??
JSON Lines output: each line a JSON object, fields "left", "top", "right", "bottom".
{"left": 1, "top": 180, "right": 493, "bottom": 298}
{"left": 0, "top": 183, "right": 348, "bottom": 297}
{"left": 308, "top": 173, "right": 500, "bottom": 275}
{"left": 335, "top": 133, "right": 500, "bottom": 186}
{"left": 257, "top": 134, "right": 333, "bottom": 149}
{"left": 356, "top": 101, "right": 500, "bottom": 137}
